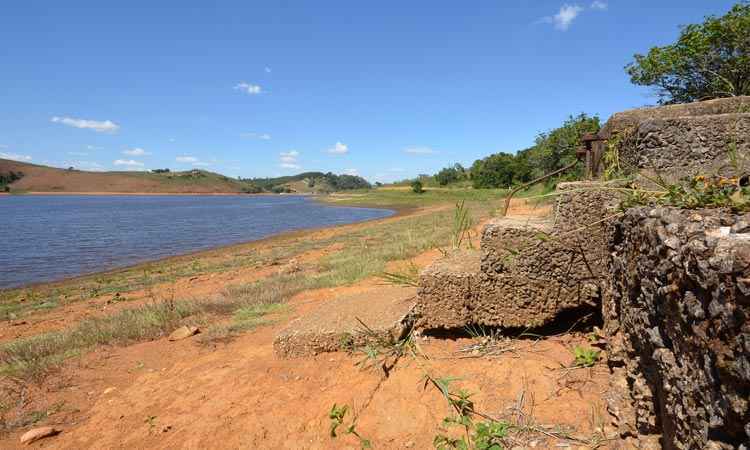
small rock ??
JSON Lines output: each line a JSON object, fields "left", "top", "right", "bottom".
{"left": 278, "top": 259, "right": 301, "bottom": 275}
{"left": 168, "top": 326, "right": 200, "bottom": 341}
{"left": 404, "top": 441, "right": 415, "bottom": 448}
{"left": 20, "top": 427, "right": 61, "bottom": 444}
{"left": 103, "top": 387, "right": 117, "bottom": 395}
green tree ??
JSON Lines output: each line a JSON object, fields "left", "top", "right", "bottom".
{"left": 626, "top": 2, "right": 750, "bottom": 104}
{"left": 434, "top": 163, "right": 467, "bottom": 186}
{"left": 471, "top": 152, "right": 516, "bottom": 189}
{"left": 527, "top": 113, "right": 600, "bottom": 178}
{"left": 467, "top": 113, "right": 598, "bottom": 190}
{"left": 411, "top": 179, "right": 424, "bottom": 193}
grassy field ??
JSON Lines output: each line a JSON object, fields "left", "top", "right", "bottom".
{"left": 327, "top": 186, "right": 510, "bottom": 207}
{"left": 0, "top": 188, "right": 511, "bottom": 380}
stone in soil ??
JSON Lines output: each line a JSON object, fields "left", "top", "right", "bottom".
{"left": 168, "top": 326, "right": 200, "bottom": 341}
{"left": 20, "top": 427, "right": 61, "bottom": 444}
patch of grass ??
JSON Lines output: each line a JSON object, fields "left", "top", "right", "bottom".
{"left": 0, "top": 301, "right": 198, "bottom": 381}
{"left": 621, "top": 174, "right": 750, "bottom": 212}
{"left": 379, "top": 262, "right": 420, "bottom": 287}
{"left": 572, "top": 346, "right": 600, "bottom": 368}
{"left": 325, "top": 187, "right": 507, "bottom": 207}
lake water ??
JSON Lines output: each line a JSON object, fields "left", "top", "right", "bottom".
{"left": 0, "top": 195, "right": 393, "bottom": 289}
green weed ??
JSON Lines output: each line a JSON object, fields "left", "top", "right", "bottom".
{"left": 379, "top": 262, "right": 420, "bottom": 287}
{"left": 328, "top": 403, "right": 371, "bottom": 449}
{"left": 572, "top": 346, "right": 600, "bottom": 368}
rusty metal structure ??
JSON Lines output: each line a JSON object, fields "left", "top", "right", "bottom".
{"left": 501, "top": 132, "right": 608, "bottom": 217}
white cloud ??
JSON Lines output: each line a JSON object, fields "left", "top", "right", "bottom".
{"left": 51, "top": 116, "right": 120, "bottom": 133}
{"left": 240, "top": 132, "right": 271, "bottom": 140}
{"left": 541, "top": 4, "right": 584, "bottom": 31}
{"left": 67, "top": 151, "right": 89, "bottom": 156}
{"left": 279, "top": 150, "right": 301, "bottom": 170}
{"left": 344, "top": 168, "right": 359, "bottom": 176}
{"left": 65, "top": 160, "right": 104, "bottom": 171}
{"left": 590, "top": 1, "right": 607, "bottom": 10}
{"left": 265, "top": 67, "right": 272, "bottom": 73}
{"left": 168, "top": 138, "right": 176, "bottom": 142}
{"left": 113, "top": 159, "right": 144, "bottom": 167}
{"left": 0, "top": 151, "right": 32, "bottom": 162}
{"left": 123, "top": 147, "right": 150, "bottom": 156}
{"left": 86, "top": 145, "right": 103, "bottom": 151}
{"left": 326, "top": 142, "right": 349, "bottom": 155}
{"left": 0, "top": 144, "right": 7, "bottom": 149}
{"left": 403, "top": 146, "right": 435, "bottom": 155}
{"left": 175, "top": 155, "right": 212, "bottom": 167}
{"left": 234, "top": 82, "right": 262, "bottom": 95}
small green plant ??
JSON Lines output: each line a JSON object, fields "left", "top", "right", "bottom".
{"left": 451, "top": 200, "right": 474, "bottom": 250}
{"left": 472, "top": 421, "right": 510, "bottom": 450}
{"left": 328, "top": 403, "right": 371, "bottom": 449}
{"left": 144, "top": 415, "right": 157, "bottom": 432}
{"left": 379, "top": 262, "right": 420, "bottom": 287}
{"left": 603, "top": 128, "right": 635, "bottom": 180}
{"left": 411, "top": 179, "right": 425, "bottom": 194}
{"left": 622, "top": 175, "right": 750, "bottom": 212}
{"left": 572, "top": 346, "right": 600, "bottom": 368}
{"left": 427, "top": 373, "right": 511, "bottom": 450}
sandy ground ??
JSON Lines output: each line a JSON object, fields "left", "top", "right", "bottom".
{"left": 0, "top": 199, "right": 614, "bottom": 449}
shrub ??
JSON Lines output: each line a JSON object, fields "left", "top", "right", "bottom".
{"left": 411, "top": 180, "right": 424, "bottom": 194}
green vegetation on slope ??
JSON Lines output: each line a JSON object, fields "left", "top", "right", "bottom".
{"left": 0, "top": 170, "right": 24, "bottom": 192}
{"left": 243, "top": 171, "right": 371, "bottom": 194}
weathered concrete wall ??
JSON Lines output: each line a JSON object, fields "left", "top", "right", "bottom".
{"left": 607, "top": 207, "right": 750, "bottom": 449}
{"left": 602, "top": 96, "right": 750, "bottom": 137}
{"left": 416, "top": 181, "right": 622, "bottom": 330}
{"left": 620, "top": 113, "right": 750, "bottom": 180}
{"left": 477, "top": 216, "right": 599, "bottom": 328}
{"left": 478, "top": 181, "right": 621, "bottom": 328}
{"left": 416, "top": 249, "right": 480, "bottom": 329}
{"left": 598, "top": 97, "right": 750, "bottom": 182}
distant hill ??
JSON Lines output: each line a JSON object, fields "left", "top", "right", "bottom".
{"left": 0, "top": 159, "right": 370, "bottom": 194}
{"left": 245, "top": 172, "right": 371, "bottom": 194}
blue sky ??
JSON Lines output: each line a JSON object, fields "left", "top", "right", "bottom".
{"left": 0, "top": 1, "right": 739, "bottom": 182}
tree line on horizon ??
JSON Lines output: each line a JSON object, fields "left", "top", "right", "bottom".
{"left": 240, "top": 171, "right": 371, "bottom": 193}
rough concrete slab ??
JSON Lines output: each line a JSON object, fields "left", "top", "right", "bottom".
{"left": 480, "top": 216, "right": 554, "bottom": 275}
{"left": 415, "top": 249, "right": 481, "bottom": 330}
{"left": 274, "top": 285, "right": 418, "bottom": 358}
{"left": 415, "top": 186, "right": 620, "bottom": 331}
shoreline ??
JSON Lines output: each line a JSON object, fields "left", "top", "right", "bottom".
{"left": 2, "top": 191, "right": 299, "bottom": 196}
{"left": 0, "top": 200, "right": 416, "bottom": 294}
